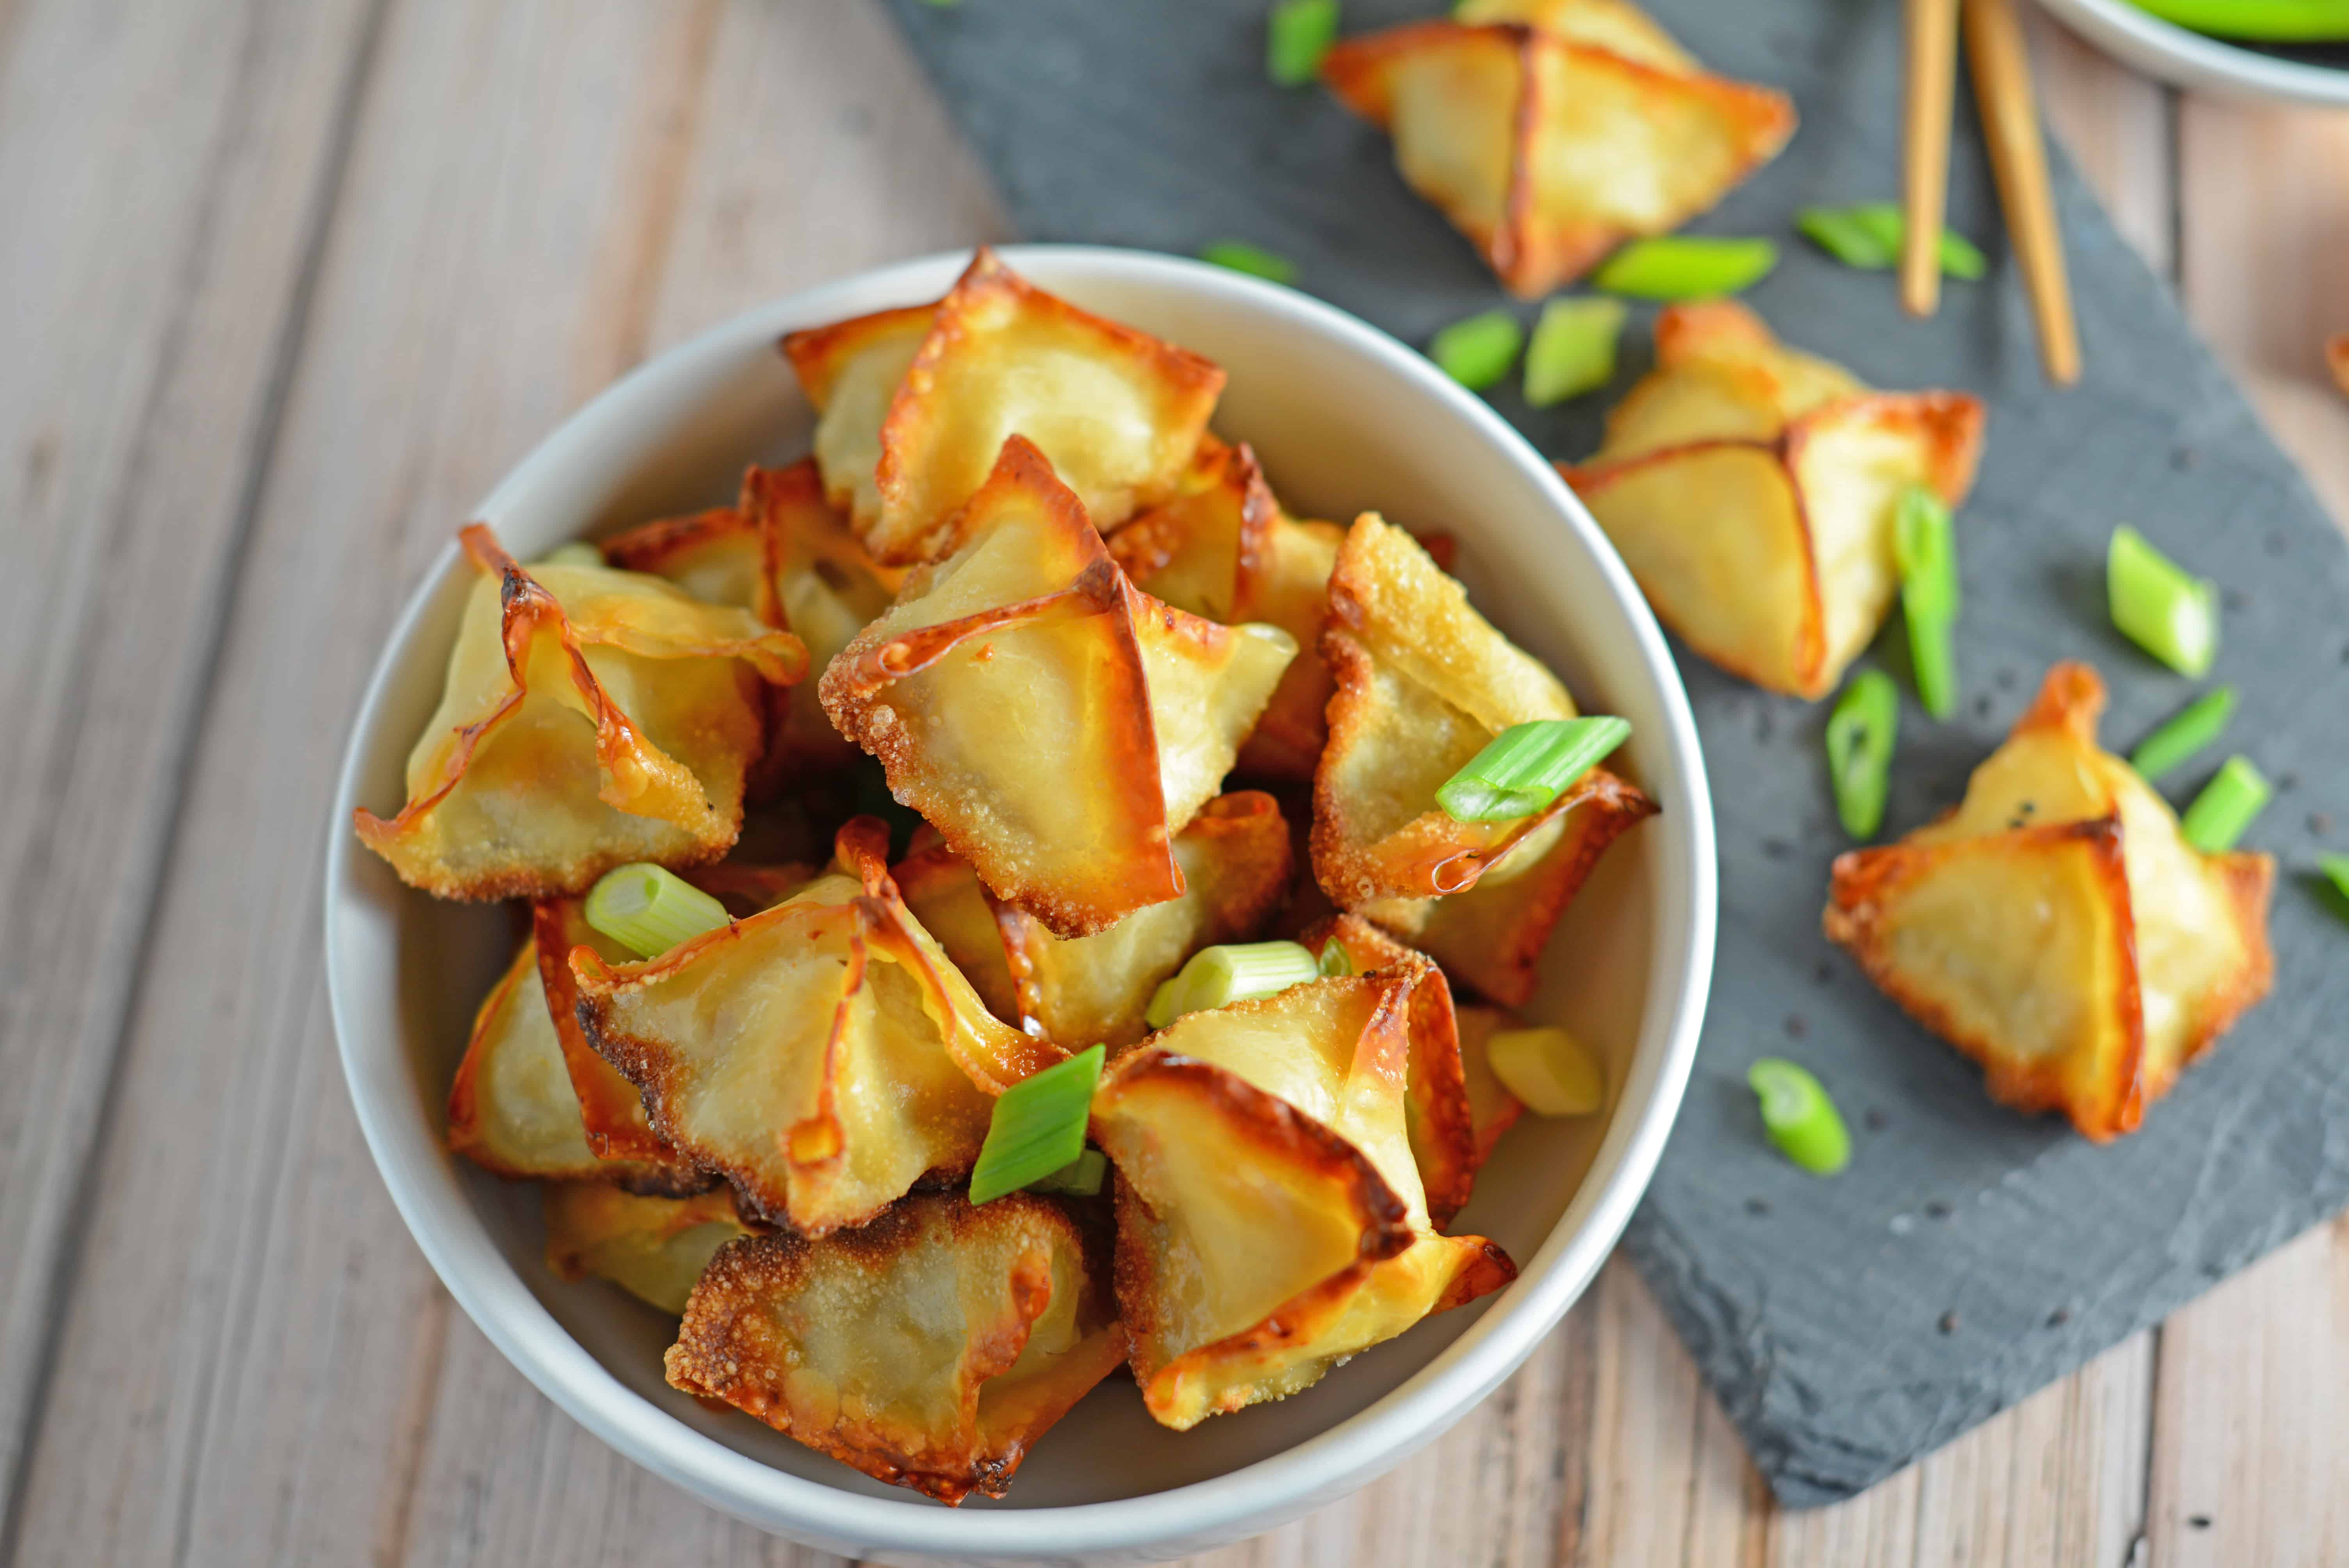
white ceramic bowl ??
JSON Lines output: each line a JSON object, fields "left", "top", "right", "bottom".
{"left": 325, "top": 245, "right": 1716, "bottom": 1566}
{"left": 2035, "top": 0, "right": 2349, "bottom": 105}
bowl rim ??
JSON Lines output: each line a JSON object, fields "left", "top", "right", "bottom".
{"left": 2034, "top": 0, "right": 2349, "bottom": 105}
{"left": 324, "top": 243, "right": 1717, "bottom": 1558}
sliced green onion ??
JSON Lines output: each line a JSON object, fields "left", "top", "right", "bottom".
{"left": 1199, "top": 240, "right": 1298, "bottom": 285}
{"left": 1749, "top": 1058, "right": 1850, "bottom": 1174}
{"left": 1797, "top": 206, "right": 1897, "bottom": 269}
{"left": 533, "top": 541, "right": 605, "bottom": 568}
{"left": 2180, "top": 755, "right": 2271, "bottom": 853}
{"left": 1487, "top": 1026, "right": 1606, "bottom": 1116}
{"left": 2129, "top": 686, "right": 2237, "bottom": 781}
{"left": 1522, "top": 296, "right": 1626, "bottom": 407}
{"left": 1826, "top": 670, "right": 1899, "bottom": 840}
{"left": 1843, "top": 204, "right": 1988, "bottom": 280}
{"left": 970, "top": 1045, "right": 1105, "bottom": 1205}
{"left": 1267, "top": 0, "right": 1339, "bottom": 86}
{"left": 583, "top": 863, "right": 731, "bottom": 958}
{"left": 2320, "top": 854, "right": 2349, "bottom": 917}
{"left": 1591, "top": 236, "right": 1778, "bottom": 299}
{"left": 1429, "top": 309, "right": 1524, "bottom": 391}
{"left": 1317, "top": 937, "right": 1355, "bottom": 978}
{"left": 1894, "top": 484, "right": 1960, "bottom": 720}
{"left": 1025, "top": 1147, "right": 1109, "bottom": 1197}
{"left": 1436, "top": 717, "right": 1631, "bottom": 823}
{"left": 1145, "top": 941, "right": 1321, "bottom": 1030}
{"left": 2108, "top": 525, "right": 2220, "bottom": 677}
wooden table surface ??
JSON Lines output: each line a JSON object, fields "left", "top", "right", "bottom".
{"left": 3, "top": 4, "right": 2344, "bottom": 1564}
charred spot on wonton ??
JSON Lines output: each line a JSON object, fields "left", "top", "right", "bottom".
{"left": 667, "top": 1192, "right": 1124, "bottom": 1503}
{"left": 1825, "top": 662, "right": 2274, "bottom": 1139}
{"left": 353, "top": 525, "right": 806, "bottom": 901}
{"left": 542, "top": 1180, "right": 754, "bottom": 1316}
{"left": 1564, "top": 301, "right": 1985, "bottom": 699}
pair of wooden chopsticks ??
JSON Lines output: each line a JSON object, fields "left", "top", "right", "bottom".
{"left": 1902, "top": 0, "right": 2082, "bottom": 385}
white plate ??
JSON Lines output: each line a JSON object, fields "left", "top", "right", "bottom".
{"left": 2037, "top": 0, "right": 2349, "bottom": 106}
{"left": 324, "top": 245, "right": 1717, "bottom": 1565}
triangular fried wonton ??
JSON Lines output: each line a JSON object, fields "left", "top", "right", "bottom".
{"left": 572, "top": 820, "right": 1062, "bottom": 1233}
{"left": 1312, "top": 512, "right": 1652, "bottom": 916}
{"left": 820, "top": 437, "right": 1294, "bottom": 938}
{"left": 1091, "top": 975, "right": 1515, "bottom": 1430}
{"left": 542, "top": 1180, "right": 754, "bottom": 1316}
{"left": 1108, "top": 441, "right": 1346, "bottom": 780}
{"left": 667, "top": 1192, "right": 1125, "bottom": 1504}
{"left": 1825, "top": 663, "right": 2274, "bottom": 1139}
{"left": 446, "top": 935, "right": 706, "bottom": 1194}
{"left": 353, "top": 526, "right": 807, "bottom": 900}
{"left": 1563, "top": 301, "right": 1985, "bottom": 699}
{"left": 897, "top": 792, "right": 1294, "bottom": 1049}
{"left": 783, "top": 248, "right": 1226, "bottom": 564}
{"left": 1322, "top": 21, "right": 1795, "bottom": 297}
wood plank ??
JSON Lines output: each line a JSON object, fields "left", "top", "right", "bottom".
{"left": 0, "top": 0, "right": 383, "bottom": 1544}
{"left": 2, "top": 1, "right": 1000, "bottom": 1565}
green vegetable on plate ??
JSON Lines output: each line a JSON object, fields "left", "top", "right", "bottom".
{"left": 2180, "top": 755, "right": 2271, "bottom": 854}
{"left": 1435, "top": 716, "right": 1632, "bottom": 823}
{"left": 1428, "top": 309, "right": 1524, "bottom": 390}
{"left": 1522, "top": 297, "right": 1626, "bottom": 406}
{"left": 2129, "top": 686, "right": 2237, "bottom": 782}
{"left": 582, "top": 862, "right": 731, "bottom": 959}
{"left": 1893, "top": 484, "right": 1961, "bottom": 721}
{"left": 1748, "top": 1058, "right": 1851, "bottom": 1175}
{"left": 1487, "top": 1026, "right": 1606, "bottom": 1117}
{"left": 970, "top": 1044, "right": 1106, "bottom": 1204}
{"left": 1591, "top": 236, "right": 1777, "bottom": 299}
{"left": 1797, "top": 203, "right": 1986, "bottom": 280}
{"left": 1199, "top": 240, "right": 1298, "bottom": 284}
{"left": 1267, "top": 0, "right": 1340, "bottom": 86}
{"left": 1146, "top": 941, "right": 1322, "bottom": 1030}
{"left": 2108, "top": 525, "right": 2220, "bottom": 677}
{"left": 1825, "top": 670, "right": 1899, "bottom": 840}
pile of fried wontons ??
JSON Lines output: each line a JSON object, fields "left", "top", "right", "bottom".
{"left": 354, "top": 248, "right": 1656, "bottom": 1503}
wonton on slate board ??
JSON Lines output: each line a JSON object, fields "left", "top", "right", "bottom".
{"left": 881, "top": 0, "right": 2349, "bottom": 1505}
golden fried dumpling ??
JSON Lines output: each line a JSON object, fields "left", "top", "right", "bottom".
{"left": 667, "top": 1192, "right": 1125, "bottom": 1504}
{"left": 1091, "top": 974, "right": 1515, "bottom": 1429}
{"left": 783, "top": 248, "right": 1226, "bottom": 564}
{"left": 820, "top": 437, "right": 1294, "bottom": 938}
{"left": 353, "top": 525, "right": 807, "bottom": 900}
{"left": 896, "top": 792, "right": 1294, "bottom": 1049}
{"left": 1454, "top": 0, "right": 1695, "bottom": 72}
{"left": 1108, "top": 441, "right": 1346, "bottom": 780}
{"left": 446, "top": 935, "right": 703, "bottom": 1192}
{"left": 1825, "top": 663, "right": 2274, "bottom": 1139}
{"left": 1453, "top": 1004, "right": 1527, "bottom": 1163}
{"left": 572, "top": 820, "right": 1062, "bottom": 1233}
{"left": 1321, "top": 21, "right": 1794, "bottom": 297}
{"left": 1564, "top": 301, "right": 1985, "bottom": 699}
{"left": 542, "top": 1181, "right": 754, "bottom": 1315}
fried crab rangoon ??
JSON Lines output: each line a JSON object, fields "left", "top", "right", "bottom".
{"left": 1091, "top": 973, "right": 1515, "bottom": 1430}
{"left": 541, "top": 1181, "right": 754, "bottom": 1316}
{"left": 1321, "top": 18, "right": 1795, "bottom": 297}
{"left": 667, "top": 1192, "right": 1125, "bottom": 1504}
{"left": 572, "top": 821, "right": 1063, "bottom": 1235}
{"left": 354, "top": 524, "right": 807, "bottom": 900}
{"left": 1564, "top": 301, "right": 1985, "bottom": 700}
{"left": 784, "top": 248, "right": 1225, "bottom": 564}
{"left": 820, "top": 436, "right": 1295, "bottom": 938}
{"left": 896, "top": 792, "right": 1295, "bottom": 1049}
{"left": 1825, "top": 663, "right": 2274, "bottom": 1140}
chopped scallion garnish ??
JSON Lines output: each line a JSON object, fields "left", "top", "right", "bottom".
{"left": 2320, "top": 854, "right": 2349, "bottom": 918}
{"left": 1436, "top": 716, "right": 1631, "bottom": 823}
{"left": 1025, "top": 1147, "right": 1109, "bottom": 1198}
{"left": 1428, "top": 309, "right": 1524, "bottom": 391}
{"left": 2129, "top": 686, "right": 2237, "bottom": 781}
{"left": 1317, "top": 938, "right": 1355, "bottom": 978}
{"left": 2108, "top": 525, "right": 2220, "bottom": 677}
{"left": 1522, "top": 296, "right": 1626, "bottom": 406}
{"left": 582, "top": 863, "right": 731, "bottom": 958}
{"left": 533, "top": 542, "right": 605, "bottom": 568}
{"left": 1144, "top": 941, "right": 1322, "bottom": 1030}
{"left": 969, "top": 1045, "right": 1105, "bottom": 1205}
{"left": 2179, "top": 755, "right": 2271, "bottom": 853}
{"left": 1893, "top": 484, "right": 1960, "bottom": 720}
{"left": 1825, "top": 670, "right": 1899, "bottom": 839}
{"left": 1266, "top": 0, "right": 1339, "bottom": 86}
{"left": 1748, "top": 1058, "right": 1850, "bottom": 1175}
{"left": 1797, "top": 204, "right": 1985, "bottom": 279}
{"left": 1591, "top": 236, "right": 1777, "bottom": 299}
{"left": 1199, "top": 240, "right": 1298, "bottom": 284}
{"left": 1487, "top": 1026, "right": 1606, "bottom": 1116}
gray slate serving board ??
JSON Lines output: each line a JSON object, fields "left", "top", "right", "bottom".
{"left": 880, "top": 0, "right": 2349, "bottom": 1506}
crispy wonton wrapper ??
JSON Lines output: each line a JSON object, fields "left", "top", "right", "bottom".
{"left": 446, "top": 935, "right": 706, "bottom": 1194}
{"left": 1564, "top": 301, "right": 1985, "bottom": 699}
{"left": 784, "top": 248, "right": 1226, "bottom": 564}
{"left": 668, "top": 1192, "right": 1125, "bottom": 1504}
{"left": 1322, "top": 20, "right": 1794, "bottom": 297}
{"left": 1092, "top": 975, "right": 1515, "bottom": 1430}
{"left": 353, "top": 525, "right": 806, "bottom": 900}
{"left": 1108, "top": 440, "right": 1346, "bottom": 780}
{"left": 1453, "top": 0, "right": 1695, "bottom": 71}
{"left": 602, "top": 461, "right": 902, "bottom": 774}
{"left": 821, "top": 436, "right": 1294, "bottom": 939}
{"left": 542, "top": 1181, "right": 754, "bottom": 1316}
{"left": 896, "top": 792, "right": 1295, "bottom": 1049}
{"left": 1825, "top": 663, "right": 2274, "bottom": 1139}
{"left": 572, "top": 820, "right": 1062, "bottom": 1234}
